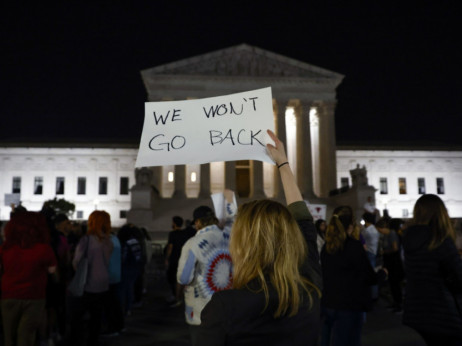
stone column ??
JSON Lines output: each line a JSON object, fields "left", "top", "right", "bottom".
{"left": 225, "top": 161, "right": 236, "bottom": 190}
{"left": 198, "top": 163, "right": 211, "bottom": 198}
{"left": 152, "top": 166, "right": 162, "bottom": 197}
{"left": 172, "top": 165, "right": 187, "bottom": 199}
{"left": 294, "top": 100, "right": 315, "bottom": 200}
{"left": 318, "top": 101, "right": 338, "bottom": 198}
{"left": 273, "top": 98, "right": 288, "bottom": 200}
{"left": 251, "top": 160, "right": 265, "bottom": 198}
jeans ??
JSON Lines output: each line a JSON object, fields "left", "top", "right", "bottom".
{"left": 321, "top": 307, "right": 363, "bottom": 346}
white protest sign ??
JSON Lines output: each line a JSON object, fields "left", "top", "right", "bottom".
{"left": 211, "top": 191, "right": 237, "bottom": 226}
{"left": 135, "top": 87, "right": 275, "bottom": 167}
{"left": 307, "top": 203, "right": 327, "bottom": 222}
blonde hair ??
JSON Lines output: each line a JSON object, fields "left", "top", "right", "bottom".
{"left": 230, "top": 200, "right": 320, "bottom": 318}
{"left": 412, "top": 194, "right": 455, "bottom": 250}
{"left": 87, "top": 210, "right": 111, "bottom": 240}
{"left": 325, "top": 206, "right": 354, "bottom": 254}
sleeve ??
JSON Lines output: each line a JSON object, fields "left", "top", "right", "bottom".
{"left": 72, "top": 236, "right": 87, "bottom": 269}
{"left": 222, "top": 201, "right": 237, "bottom": 235}
{"left": 197, "top": 294, "right": 227, "bottom": 346}
{"left": 43, "top": 244, "right": 58, "bottom": 268}
{"left": 438, "top": 238, "right": 462, "bottom": 293}
{"left": 177, "top": 239, "right": 197, "bottom": 285}
{"left": 288, "top": 201, "right": 322, "bottom": 289}
{"left": 287, "top": 201, "right": 313, "bottom": 222}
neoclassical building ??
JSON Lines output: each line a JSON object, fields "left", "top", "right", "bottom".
{"left": 337, "top": 146, "right": 462, "bottom": 219}
{"left": 2, "top": 44, "right": 460, "bottom": 235}
{"left": 129, "top": 44, "right": 344, "bottom": 231}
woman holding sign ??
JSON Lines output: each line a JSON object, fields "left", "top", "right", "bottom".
{"left": 197, "top": 130, "right": 322, "bottom": 345}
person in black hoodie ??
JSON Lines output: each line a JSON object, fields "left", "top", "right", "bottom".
{"left": 320, "top": 206, "right": 387, "bottom": 346}
{"left": 402, "top": 194, "right": 462, "bottom": 345}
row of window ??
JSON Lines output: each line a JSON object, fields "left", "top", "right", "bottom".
{"left": 340, "top": 177, "right": 445, "bottom": 195}
{"left": 75, "top": 210, "right": 128, "bottom": 220}
{"left": 11, "top": 176, "right": 130, "bottom": 196}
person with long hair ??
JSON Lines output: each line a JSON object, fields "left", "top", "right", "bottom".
{"left": 402, "top": 194, "right": 462, "bottom": 345}
{"left": 0, "top": 211, "right": 57, "bottom": 346}
{"left": 196, "top": 129, "right": 322, "bottom": 345}
{"left": 67, "top": 210, "right": 113, "bottom": 346}
{"left": 321, "top": 206, "right": 386, "bottom": 346}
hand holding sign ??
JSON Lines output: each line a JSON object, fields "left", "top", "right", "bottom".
{"left": 266, "top": 129, "right": 288, "bottom": 167}
{"left": 135, "top": 87, "right": 275, "bottom": 167}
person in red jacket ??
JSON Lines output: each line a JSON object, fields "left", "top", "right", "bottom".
{"left": 0, "top": 211, "right": 57, "bottom": 346}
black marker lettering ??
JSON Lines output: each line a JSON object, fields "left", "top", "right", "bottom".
{"left": 203, "top": 105, "right": 219, "bottom": 118}
{"left": 171, "top": 135, "right": 186, "bottom": 149}
{"left": 171, "top": 109, "right": 182, "bottom": 122}
{"left": 148, "top": 134, "right": 186, "bottom": 151}
{"left": 209, "top": 130, "right": 223, "bottom": 145}
{"left": 149, "top": 134, "right": 167, "bottom": 150}
{"left": 249, "top": 97, "right": 258, "bottom": 111}
{"left": 222, "top": 129, "right": 235, "bottom": 145}
{"left": 250, "top": 130, "right": 264, "bottom": 146}
{"left": 153, "top": 111, "right": 170, "bottom": 125}
{"left": 230, "top": 102, "right": 244, "bottom": 115}
{"left": 237, "top": 129, "right": 251, "bottom": 145}
{"left": 217, "top": 104, "right": 228, "bottom": 116}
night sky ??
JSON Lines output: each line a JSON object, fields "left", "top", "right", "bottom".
{"left": 2, "top": 3, "right": 461, "bottom": 146}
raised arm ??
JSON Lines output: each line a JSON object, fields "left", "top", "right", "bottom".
{"left": 266, "top": 129, "right": 302, "bottom": 205}
{"left": 222, "top": 189, "right": 237, "bottom": 232}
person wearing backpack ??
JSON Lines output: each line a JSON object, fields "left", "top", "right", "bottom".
{"left": 117, "top": 224, "right": 143, "bottom": 317}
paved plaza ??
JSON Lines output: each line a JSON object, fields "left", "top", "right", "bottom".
{"left": 0, "top": 247, "right": 426, "bottom": 346}
{"left": 102, "top": 250, "right": 426, "bottom": 346}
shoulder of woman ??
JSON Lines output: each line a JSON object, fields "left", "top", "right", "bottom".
{"left": 207, "top": 288, "right": 259, "bottom": 314}
{"left": 287, "top": 201, "right": 313, "bottom": 221}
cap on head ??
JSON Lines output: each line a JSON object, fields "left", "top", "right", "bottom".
{"left": 193, "top": 206, "right": 214, "bottom": 223}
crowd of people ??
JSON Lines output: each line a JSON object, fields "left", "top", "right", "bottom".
{"left": 0, "top": 128, "right": 461, "bottom": 346}
{"left": 164, "top": 130, "right": 462, "bottom": 346}
{"left": 0, "top": 206, "right": 152, "bottom": 346}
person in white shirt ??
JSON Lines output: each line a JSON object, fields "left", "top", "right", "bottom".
{"left": 362, "top": 212, "right": 380, "bottom": 300}
{"left": 177, "top": 192, "right": 236, "bottom": 345}
{"left": 363, "top": 196, "right": 380, "bottom": 224}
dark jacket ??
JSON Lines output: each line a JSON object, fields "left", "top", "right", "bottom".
{"left": 321, "top": 237, "right": 382, "bottom": 312}
{"left": 196, "top": 201, "right": 322, "bottom": 346}
{"left": 402, "top": 225, "right": 462, "bottom": 338}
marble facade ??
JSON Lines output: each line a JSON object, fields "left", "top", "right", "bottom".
{"left": 0, "top": 146, "right": 136, "bottom": 226}
{"left": 132, "top": 44, "right": 344, "bottom": 232}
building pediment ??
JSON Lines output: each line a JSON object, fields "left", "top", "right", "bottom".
{"left": 141, "top": 44, "right": 343, "bottom": 80}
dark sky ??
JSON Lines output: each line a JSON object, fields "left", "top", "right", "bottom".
{"left": 2, "top": 3, "right": 461, "bottom": 146}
